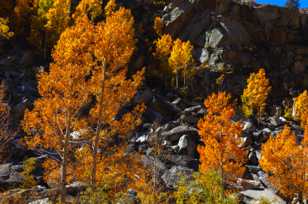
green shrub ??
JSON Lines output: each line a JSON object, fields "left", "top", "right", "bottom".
{"left": 21, "top": 157, "right": 37, "bottom": 188}
{"left": 175, "top": 171, "right": 238, "bottom": 204}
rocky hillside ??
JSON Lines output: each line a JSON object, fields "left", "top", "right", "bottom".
{"left": 160, "top": 0, "right": 308, "bottom": 100}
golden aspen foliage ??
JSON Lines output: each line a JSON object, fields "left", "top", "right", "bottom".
{"left": 0, "top": 18, "right": 14, "bottom": 39}
{"left": 73, "top": 0, "right": 103, "bottom": 21}
{"left": 93, "top": 7, "right": 135, "bottom": 72}
{"left": 45, "top": 0, "right": 71, "bottom": 45}
{"left": 75, "top": 146, "right": 150, "bottom": 199}
{"left": 197, "top": 92, "right": 246, "bottom": 184}
{"left": 168, "top": 39, "right": 194, "bottom": 88}
{"left": 241, "top": 68, "right": 271, "bottom": 118}
{"left": 153, "top": 34, "right": 194, "bottom": 89}
{"left": 153, "top": 34, "right": 174, "bottom": 85}
{"left": 105, "top": 0, "right": 117, "bottom": 17}
{"left": 27, "top": 0, "right": 53, "bottom": 53}
{"left": 175, "top": 171, "right": 238, "bottom": 204}
{"left": 294, "top": 90, "right": 308, "bottom": 127}
{"left": 23, "top": 6, "right": 145, "bottom": 193}
{"left": 154, "top": 34, "right": 173, "bottom": 58}
{"left": 88, "top": 7, "right": 145, "bottom": 186}
{"left": 154, "top": 34, "right": 173, "bottom": 60}
{"left": 260, "top": 126, "right": 305, "bottom": 199}
{"left": 21, "top": 157, "right": 37, "bottom": 188}
{"left": 169, "top": 39, "right": 194, "bottom": 74}
{"left": 303, "top": 125, "right": 308, "bottom": 200}
{"left": 22, "top": 16, "right": 95, "bottom": 200}
{"left": 154, "top": 16, "right": 163, "bottom": 36}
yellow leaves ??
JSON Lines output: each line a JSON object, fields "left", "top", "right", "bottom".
{"left": 154, "top": 34, "right": 173, "bottom": 60}
{"left": 105, "top": 0, "right": 117, "bottom": 17}
{"left": 45, "top": 0, "right": 71, "bottom": 35}
{"left": 21, "top": 158, "right": 37, "bottom": 188}
{"left": 154, "top": 34, "right": 194, "bottom": 88}
{"left": 73, "top": 0, "right": 103, "bottom": 21}
{"left": 197, "top": 92, "right": 246, "bottom": 183}
{"left": 294, "top": 90, "right": 308, "bottom": 127}
{"left": 242, "top": 68, "right": 271, "bottom": 117}
{"left": 0, "top": 18, "right": 14, "bottom": 39}
{"left": 168, "top": 39, "right": 193, "bottom": 74}
{"left": 260, "top": 126, "right": 306, "bottom": 199}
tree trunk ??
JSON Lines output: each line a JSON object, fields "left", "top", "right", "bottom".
{"left": 183, "top": 67, "right": 186, "bottom": 88}
{"left": 176, "top": 71, "right": 179, "bottom": 89}
{"left": 60, "top": 113, "right": 71, "bottom": 204}
{"left": 91, "top": 63, "right": 106, "bottom": 189}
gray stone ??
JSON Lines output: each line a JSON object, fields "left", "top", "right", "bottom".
{"left": 242, "top": 120, "right": 253, "bottom": 131}
{"left": 161, "top": 125, "right": 198, "bottom": 142}
{"left": 183, "top": 105, "right": 202, "bottom": 114}
{"left": 142, "top": 155, "right": 167, "bottom": 173}
{"left": 28, "top": 198, "right": 51, "bottom": 204}
{"left": 205, "top": 28, "right": 224, "bottom": 48}
{"left": 178, "top": 135, "right": 188, "bottom": 151}
{"left": 237, "top": 178, "right": 264, "bottom": 190}
{"left": 199, "top": 48, "right": 210, "bottom": 64}
{"left": 166, "top": 154, "right": 197, "bottom": 167}
{"left": 161, "top": 166, "right": 193, "bottom": 188}
{"left": 240, "top": 189, "right": 286, "bottom": 204}
{"left": 136, "top": 134, "right": 148, "bottom": 143}
{"left": 208, "top": 48, "right": 224, "bottom": 67}
{"left": 0, "top": 163, "right": 11, "bottom": 178}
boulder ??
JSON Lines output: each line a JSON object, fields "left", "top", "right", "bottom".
{"left": 28, "top": 198, "right": 50, "bottom": 204}
{"left": 205, "top": 28, "right": 224, "bottom": 49}
{"left": 161, "top": 125, "right": 198, "bottom": 142}
{"left": 240, "top": 189, "right": 286, "bottom": 204}
{"left": 161, "top": 166, "right": 193, "bottom": 188}
{"left": 165, "top": 154, "right": 197, "bottom": 167}
{"left": 0, "top": 163, "right": 23, "bottom": 190}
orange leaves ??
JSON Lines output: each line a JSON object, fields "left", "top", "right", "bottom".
{"left": 94, "top": 7, "right": 135, "bottom": 71}
{"left": 197, "top": 92, "right": 246, "bottom": 183}
{"left": 303, "top": 126, "right": 308, "bottom": 199}
{"left": 154, "top": 34, "right": 173, "bottom": 60}
{"left": 73, "top": 0, "right": 103, "bottom": 21}
{"left": 294, "top": 90, "right": 308, "bottom": 127}
{"left": 23, "top": 4, "right": 145, "bottom": 189}
{"left": 153, "top": 16, "right": 163, "bottom": 36}
{"left": 242, "top": 68, "right": 271, "bottom": 117}
{"left": 260, "top": 126, "right": 306, "bottom": 199}
{"left": 203, "top": 91, "right": 232, "bottom": 115}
